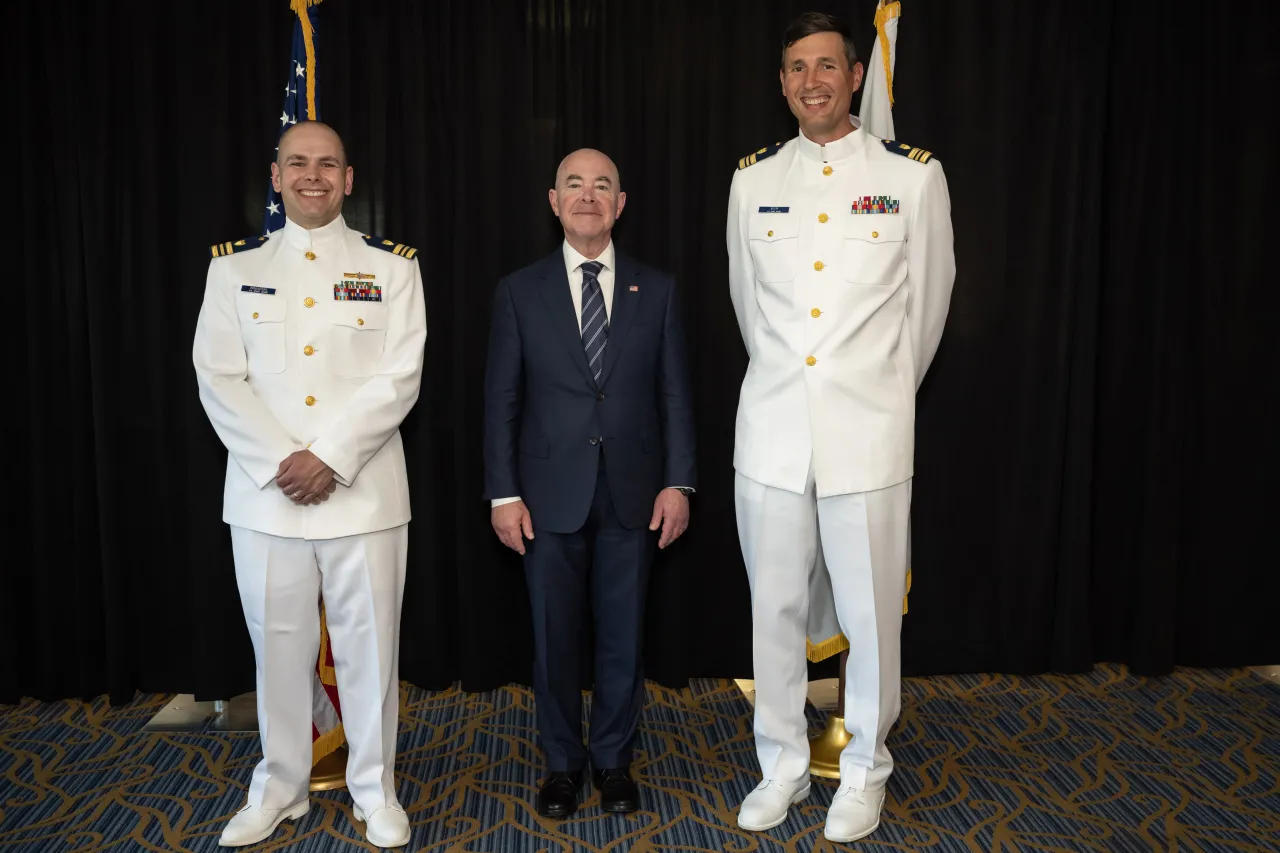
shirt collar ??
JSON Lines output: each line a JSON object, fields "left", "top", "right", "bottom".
{"left": 562, "top": 238, "right": 615, "bottom": 276}
{"left": 796, "top": 114, "right": 866, "bottom": 163}
{"left": 281, "top": 213, "right": 348, "bottom": 251}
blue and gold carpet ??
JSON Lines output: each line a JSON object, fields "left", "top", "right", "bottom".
{"left": 2, "top": 666, "right": 1278, "bottom": 851}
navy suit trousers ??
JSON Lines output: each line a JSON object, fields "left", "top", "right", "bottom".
{"left": 522, "top": 453, "right": 655, "bottom": 771}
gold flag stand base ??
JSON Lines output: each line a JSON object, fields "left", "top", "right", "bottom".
{"left": 310, "top": 745, "right": 349, "bottom": 791}
{"left": 808, "top": 714, "right": 850, "bottom": 779}
{"left": 809, "top": 649, "right": 850, "bottom": 780}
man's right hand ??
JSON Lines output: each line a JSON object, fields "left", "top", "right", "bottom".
{"left": 492, "top": 500, "right": 534, "bottom": 555}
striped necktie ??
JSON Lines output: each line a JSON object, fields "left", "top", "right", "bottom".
{"left": 579, "top": 260, "right": 608, "bottom": 383}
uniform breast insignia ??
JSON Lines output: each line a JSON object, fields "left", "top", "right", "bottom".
{"left": 210, "top": 235, "right": 267, "bottom": 258}
{"left": 882, "top": 139, "right": 934, "bottom": 164}
{"left": 738, "top": 141, "right": 785, "bottom": 170}
{"left": 240, "top": 285, "right": 276, "bottom": 294}
{"left": 852, "top": 196, "right": 900, "bottom": 214}
{"left": 758, "top": 206, "right": 790, "bottom": 213}
{"left": 361, "top": 234, "right": 419, "bottom": 260}
{"left": 335, "top": 277, "right": 383, "bottom": 302}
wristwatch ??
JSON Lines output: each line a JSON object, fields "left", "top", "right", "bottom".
{"left": 671, "top": 487, "right": 695, "bottom": 497}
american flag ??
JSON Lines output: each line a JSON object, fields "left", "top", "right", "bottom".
{"left": 263, "top": 0, "right": 324, "bottom": 237}
{"left": 264, "top": 0, "right": 346, "bottom": 768}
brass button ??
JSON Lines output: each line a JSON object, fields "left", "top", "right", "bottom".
{"left": 305, "top": 251, "right": 316, "bottom": 260}
{"left": 251, "top": 311, "right": 259, "bottom": 319}
{"left": 813, "top": 260, "right": 825, "bottom": 271}
{"left": 767, "top": 230, "right": 774, "bottom": 237}
{"left": 303, "top": 297, "right": 316, "bottom": 308}
{"left": 806, "top": 356, "right": 817, "bottom": 366}
{"left": 817, "top": 213, "right": 829, "bottom": 223}
{"left": 303, "top": 345, "right": 315, "bottom": 356}
{"left": 871, "top": 230, "right": 879, "bottom": 238}
{"left": 305, "top": 395, "right": 316, "bottom": 406}
{"left": 811, "top": 308, "right": 822, "bottom": 318}
{"left": 357, "top": 318, "right": 364, "bottom": 326}
{"left": 822, "top": 165, "right": 833, "bottom": 176}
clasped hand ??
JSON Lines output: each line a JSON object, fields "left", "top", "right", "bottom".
{"left": 276, "top": 449, "right": 337, "bottom": 505}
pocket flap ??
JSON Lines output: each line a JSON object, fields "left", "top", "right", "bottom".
{"left": 749, "top": 212, "right": 800, "bottom": 242}
{"left": 331, "top": 306, "right": 388, "bottom": 330}
{"left": 239, "top": 296, "right": 286, "bottom": 324}
{"left": 843, "top": 215, "right": 905, "bottom": 243}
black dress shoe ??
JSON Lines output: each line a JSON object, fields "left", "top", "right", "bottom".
{"left": 536, "top": 770, "right": 581, "bottom": 818}
{"left": 593, "top": 767, "right": 640, "bottom": 813}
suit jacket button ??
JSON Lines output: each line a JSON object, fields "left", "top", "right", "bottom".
{"left": 597, "top": 391, "right": 605, "bottom": 401}
{"left": 589, "top": 437, "right": 599, "bottom": 445}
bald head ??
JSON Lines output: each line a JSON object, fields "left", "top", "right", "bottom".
{"left": 554, "top": 148, "right": 621, "bottom": 193}
{"left": 277, "top": 120, "right": 347, "bottom": 167}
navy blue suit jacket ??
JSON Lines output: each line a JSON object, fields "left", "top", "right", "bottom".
{"left": 483, "top": 247, "right": 696, "bottom": 534}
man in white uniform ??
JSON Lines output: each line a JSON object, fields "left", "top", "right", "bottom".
{"left": 192, "top": 120, "right": 426, "bottom": 849}
{"left": 726, "top": 11, "right": 955, "bottom": 843}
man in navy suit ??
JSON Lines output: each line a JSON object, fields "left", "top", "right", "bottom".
{"left": 483, "top": 147, "right": 696, "bottom": 818}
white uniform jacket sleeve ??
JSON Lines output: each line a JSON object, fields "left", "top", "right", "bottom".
{"left": 726, "top": 169, "right": 760, "bottom": 359}
{"left": 906, "top": 159, "right": 957, "bottom": 388}
{"left": 307, "top": 257, "right": 428, "bottom": 486}
{"left": 192, "top": 258, "right": 302, "bottom": 489}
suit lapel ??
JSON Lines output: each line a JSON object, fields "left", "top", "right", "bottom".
{"left": 536, "top": 252, "right": 596, "bottom": 388}
{"left": 598, "top": 250, "right": 641, "bottom": 389}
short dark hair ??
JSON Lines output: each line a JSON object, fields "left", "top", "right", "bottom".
{"left": 781, "top": 11, "right": 858, "bottom": 70}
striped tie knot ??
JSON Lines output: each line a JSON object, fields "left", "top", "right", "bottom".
{"left": 580, "top": 260, "right": 603, "bottom": 278}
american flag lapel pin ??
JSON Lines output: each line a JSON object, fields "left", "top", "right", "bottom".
{"left": 630, "top": 285, "right": 639, "bottom": 291}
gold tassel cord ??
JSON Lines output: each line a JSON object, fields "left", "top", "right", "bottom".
{"left": 291, "top": 0, "right": 323, "bottom": 121}
{"left": 874, "top": 1, "right": 901, "bottom": 108}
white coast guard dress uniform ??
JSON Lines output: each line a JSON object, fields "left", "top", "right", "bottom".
{"left": 192, "top": 214, "right": 427, "bottom": 814}
{"left": 726, "top": 117, "right": 955, "bottom": 792}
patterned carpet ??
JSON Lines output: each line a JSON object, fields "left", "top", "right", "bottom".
{"left": 1, "top": 666, "right": 1277, "bottom": 852}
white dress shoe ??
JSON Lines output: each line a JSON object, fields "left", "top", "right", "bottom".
{"left": 218, "top": 800, "right": 309, "bottom": 847}
{"left": 736, "top": 778, "right": 812, "bottom": 831}
{"left": 823, "top": 785, "right": 886, "bottom": 842}
{"left": 353, "top": 804, "right": 411, "bottom": 848}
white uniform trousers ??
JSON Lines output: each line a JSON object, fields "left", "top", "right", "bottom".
{"left": 229, "top": 524, "right": 408, "bottom": 813}
{"left": 735, "top": 470, "right": 911, "bottom": 791}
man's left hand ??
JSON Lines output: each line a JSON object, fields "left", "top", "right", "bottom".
{"left": 649, "top": 488, "right": 690, "bottom": 549}
{"left": 276, "top": 450, "right": 336, "bottom": 505}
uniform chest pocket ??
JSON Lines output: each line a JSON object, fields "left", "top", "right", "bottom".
{"left": 329, "top": 306, "right": 388, "bottom": 377}
{"left": 237, "top": 294, "right": 287, "bottom": 374}
{"left": 840, "top": 215, "right": 906, "bottom": 285}
{"left": 748, "top": 212, "right": 800, "bottom": 283}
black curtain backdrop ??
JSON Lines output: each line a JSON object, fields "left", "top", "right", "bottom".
{"left": 8, "top": 0, "right": 1278, "bottom": 706}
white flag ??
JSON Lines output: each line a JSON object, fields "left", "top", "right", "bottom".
{"left": 859, "top": 0, "right": 901, "bottom": 140}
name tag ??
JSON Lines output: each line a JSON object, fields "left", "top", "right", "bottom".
{"left": 240, "top": 285, "right": 276, "bottom": 295}
{"left": 757, "top": 206, "right": 790, "bottom": 213}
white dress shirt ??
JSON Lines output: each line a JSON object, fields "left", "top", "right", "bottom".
{"left": 492, "top": 239, "right": 691, "bottom": 508}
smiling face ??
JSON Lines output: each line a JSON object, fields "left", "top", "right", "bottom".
{"left": 780, "top": 31, "right": 864, "bottom": 144}
{"left": 548, "top": 148, "right": 627, "bottom": 250}
{"left": 269, "top": 121, "right": 353, "bottom": 229}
